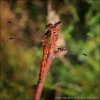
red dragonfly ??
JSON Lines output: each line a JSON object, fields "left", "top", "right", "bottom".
{"left": 38, "top": 21, "right": 62, "bottom": 83}
{"left": 34, "top": 21, "right": 65, "bottom": 100}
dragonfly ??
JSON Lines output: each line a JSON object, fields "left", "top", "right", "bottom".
{"left": 34, "top": 21, "right": 67, "bottom": 100}
{"left": 8, "top": 20, "right": 65, "bottom": 81}
{"left": 38, "top": 21, "right": 63, "bottom": 83}
{"left": 8, "top": 20, "right": 88, "bottom": 80}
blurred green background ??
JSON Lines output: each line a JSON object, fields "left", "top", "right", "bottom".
{"left": 0, "top": 0, "right": 99, "bottom": 100}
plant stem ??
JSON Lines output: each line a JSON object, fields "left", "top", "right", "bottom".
{"left": 34, "top": 53, "right": 54, "bottom": 100}
{"left": 34, "top": 82, "right": 44, "bottom": 100}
